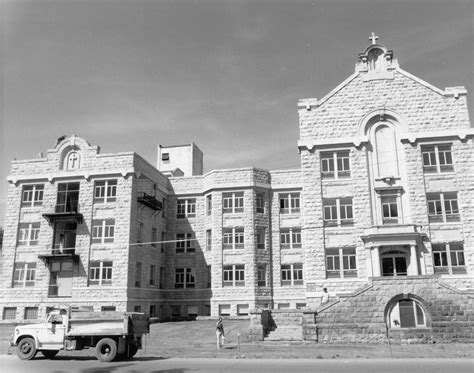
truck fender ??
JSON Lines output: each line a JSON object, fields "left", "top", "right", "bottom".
{"left": 15, "top": 334, "right": 40, "bottom": 349}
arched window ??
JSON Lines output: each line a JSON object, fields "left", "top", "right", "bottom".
{"left": 388, "top": 298, "right": 426, "bottom": 328}
{"left": 368, "top": 48, "right": 385, "bottom": 71}
{"left": 374, "top": 124, "right": 399, "bottom": 177}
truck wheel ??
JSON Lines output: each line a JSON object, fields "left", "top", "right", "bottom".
{"left": 17, "top": 337, "right": 37, "bottom": 360}
{"left": 128, "top": 343, "right": 138, "bottom": 358}
{"left": 96, "top": 338, "right": 117, "bottom": 362}
{"left": 42, "top": 350, "right": 59, "bottom": 359}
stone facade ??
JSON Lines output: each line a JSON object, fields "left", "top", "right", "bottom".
{"left": 1, "top": 37, "right": 473, "bottom": 342}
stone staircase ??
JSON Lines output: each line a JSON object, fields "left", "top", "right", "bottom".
{"left": 264, "top": 311, "right": 304, "bottom": 341}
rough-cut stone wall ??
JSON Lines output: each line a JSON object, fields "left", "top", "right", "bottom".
{"left": 315, "top": 277, "right": 474, "bottom": 343}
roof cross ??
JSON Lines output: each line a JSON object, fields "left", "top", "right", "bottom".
{"left": 369, "top": 32, "right": 379, "bottom": 45}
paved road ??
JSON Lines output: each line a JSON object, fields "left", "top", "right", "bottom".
{"left": 1, "top": 355, "right": 473, "bottom": 373}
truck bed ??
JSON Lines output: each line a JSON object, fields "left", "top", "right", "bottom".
{"left": 67, "top": 311, "right": 149, "bottom": 336}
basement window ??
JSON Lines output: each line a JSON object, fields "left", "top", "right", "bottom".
{"left": 388, "top": 299, "right": 426, "bottom": 328}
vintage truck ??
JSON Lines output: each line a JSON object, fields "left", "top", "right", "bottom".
{"left": 12, "top": 307, "right": 150, "bottom": 362}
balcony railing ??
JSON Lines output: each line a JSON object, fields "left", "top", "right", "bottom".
{"left": 137, "top": 192, "right": 162, "bottom": 211}
{"left": 42, "top": 204, "right": 84, "bottom": 224}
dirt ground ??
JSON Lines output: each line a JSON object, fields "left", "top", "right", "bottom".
{"left": 2, "top": 320, "right": 474, "bottom": 360}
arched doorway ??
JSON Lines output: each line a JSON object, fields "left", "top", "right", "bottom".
{"left": 381, "top": 248, "right": 408, "bottom": 276}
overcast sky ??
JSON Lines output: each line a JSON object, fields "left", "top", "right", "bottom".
{"left": 1, "top": 0, "right": 473, "bottom": 226}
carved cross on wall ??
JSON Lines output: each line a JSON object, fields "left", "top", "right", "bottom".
{"left": 68, "top": 152, "right": 79, "bottom": 169}
{"left": 369, "top": 32, "right": 379, "bottom": 45}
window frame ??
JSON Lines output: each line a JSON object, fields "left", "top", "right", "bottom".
{"left": 176, "top": 233, "right": 195, "bottom": 254}
{"left": 325, "top": 247, "right": 357, "bottom": 278}
{"left": 421, "top": 144, "right": 454, "bottom": 174}
{"left": 280, "top": 263, "right": 303, "bottom": 286}
{"left": 223, "top": 264, "right": 245, "bottom": 287}
{"left": 256, "top": 193, "right": 265, "bottom": 214}
{"left": 176, "top": 198, "right": 196, "bottom": 219}
{"left": 222, "top": 192, "right": 244, "bottom": 214}
{"left": 13, "top": 262, "right": 36, "bottom": 287}
{"left": 432, "top": 242, "right": 466, "bottom": 275}
{"left": 427, "top": 192, "right": 460, "bottom": 223}
{"left": 21, "top": 184, "right": 44, "bottom": 207}
{"left": 223, "top": 227, "right": 244, "bottom": 250}
{"left": 321, "top": 150, "right": 351, "bottom": 179}
{"left": 279, "top": 192, "right": 301, "bottom": 214}
{"left": 18, "top": 223, "right": 41, "bottom": 246}
{"left": 280, "top": 228, "right": 301, "bottom": 249}
{"left": 174, "top": 267, "right": 196, "bottom": 289}
{"left": 91, "top": 219, "right": 115, "bottom": 244}
{"left": 89, "top": 260, "right": 113, "bottom": 286}
{"left": 323, "top": 198, "right": 354, "bottom": 226}
{"left": 93, "top": 179, "right": 117, "bottom": 204}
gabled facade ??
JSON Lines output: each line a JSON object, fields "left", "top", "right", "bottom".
{"left": 1, "top": 36, "right": 473, "bottom": 342}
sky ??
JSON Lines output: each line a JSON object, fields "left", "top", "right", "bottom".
{"left": 1, "top": 0, "right": 473, "bottom": 226}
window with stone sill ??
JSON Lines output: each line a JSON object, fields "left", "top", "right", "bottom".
{"left": 206, "top": 194, "right": 212, "bottom": 216}
{"left": 421, "top": 144, "right": 454, "bottom": 174}
{"left": 427, "top": 192, "right": 460, "bottom": 223}
{"left": 223, "top": 227, "right": 244, "bottom": 250}
{"left": 280, "top": 228, "right": 301, "bottom": 250}
{"left": 21, "top": 184, "right": 44, "bottom": 207}
{"left": 176, "top": 233, "right": 195, "bottom": 254}
{"left": 256, "top": 193, "right": 265, "bottom": 213}
{"left": 93, "top": 179, "right": 117, "bottom": 204}
{"left": 279, "top": 193, "right": 300, "bottom": 214}
{"left": 325, "top": 248, "right": 357, "bottom": 278}
{"left": 149, "top": 264, "right": 156, "bottom": 286}
{"left": 135, "top": 262, "right": 142, "bottom": 288}
{"left": 92, "top": 219, "right": 115, "bottom": 244}
{"left": 13, "top": 262, "right": 36, "bottom": 287}
{"left": 223, "top": 192, "right": 244, "bottom": 214}
{"left": 2, "top": 307, "right": 17, "bottom": 320}
{"left": 223, "top": 264, "right": 245, "bottom": 287}
{"left": 177, "top": 198, "right": 196, "bottom": 219}
{"left": 18, "top": 223, "right": 40, "bottom": 246}
{"left": 256, "top": 228, "right": 266, "bottom": 250}
{"left": 89, "top": 261, "right": 113, "bottom": 286}
{"left": 432, "top": 242, "right": 466, "bottom": 275}
{"left": 257, "top": 264, "right": 266, "bottom": 287}
{"left": 323, "top": 198, "right": 354, "bottom": 226}
{"left": 24, "top": 307, "right": 38, "bottom": 320}
{"left": 175, "top": 267, "right": 195, "bottom": 289}
{"left": 281, "top": 263, "right": 303, "bottom": 286}
{"left": 321, "top": 150, "right": 351, "bottom": 179}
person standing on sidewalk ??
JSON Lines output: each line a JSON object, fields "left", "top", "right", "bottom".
{"left": 216, "top": 317, "right": 225, "bottom": 349}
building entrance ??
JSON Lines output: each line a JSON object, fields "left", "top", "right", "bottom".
{"left": 381, "top": 250, "right": 407, "bottom": 276}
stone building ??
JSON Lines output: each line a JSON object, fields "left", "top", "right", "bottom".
{"left": 1, "top": 36, "right": 473, "bottom": 342}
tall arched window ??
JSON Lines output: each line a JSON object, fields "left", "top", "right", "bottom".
{"left": 374, "top": 124, "right": 399, "bottom": 178}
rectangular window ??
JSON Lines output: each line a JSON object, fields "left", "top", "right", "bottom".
{"left": 280, "top": 228, "right": 301, "bottom": 249}
{"left": 161, "top": 232, "right": 166, "bottom": 253}
{"left": 257, "top": 264, "right": 266, "bottom": 287}
{"left": 89, "top": 261, "right": 113, "bottom": 286}
{"left": 13, "top": 262, "right": 36, "bottom": 287}
{"left": 24, "top": 307, "right": 38, "bottom": 320}
{"left": 94, "top": 179, "right": 117, "bottom": 203}
{"left": 160, "top": 267, "right": 165, "bottom": 289}
{"left": 279, "top": 193, "right": 300, "bottom": 214}
{"left": 325, "top": 248, "right": 357, "bottom": 278}
{"left": 206, "top": 194, "right": 212, "bottom": 216}
{"left": 175, "top": 268, "right": 195, "bottom": 288}
{"left": 323, "top": 198, "right": 354, "bottom": 226}
{"left": 256, "top": 228, "right": 266, "bottom": 250}
{"left": 321, "top": 150, "right": 351, "bottom": 179}
{"left": 206, "top": 230, "right": 212, "bottom": 251}
{"left": 281, "top": 263, "right": 303, "bottom": 286}
{"left": 223, "top": 192, "right": 244, "bottom": 214}
{"left": 421, "top": 144, "right": 454, "bottom": 173}
{"left": 176, "top": 233, "right": 195, "bottom": 253}
{"left": 150, "top": 264, "right": 156, "bottom": 286}
{"left": 427, "top": 192, "right": 460, "bottom": 223}
{"left": 256, "top": 193, "right": 265, "bottom": 213}
{"left": 223, "top": 228, "right": 244, "bottom": 250}
{"left": 177, "top": 198, "right": 196, "bottom": 219}
{"left": 206, "top": 265, "right": 211, "bottom": 288}
{"left": 223, "top": 264, "right": 245, "bottom": 287}
{"left": 21, "top": 184, "right": 44, "bottom": 207}
{"left": 92, "top": 219, "right": 115, "bottom": 244}
{"left": 56, "top": 182, "right": 80, "bottom": 213}
{"left": 381, "top": 195, "right": 399, "bottom": 225}
{"left": 137, "top": 222, "right": 144, "bottom": 244}
{"left": 237, "top": 304, "right": 249, "bottom": 316}
{"left": 18, "top": 223, "right": 40, "bottom": 246}
{"left": 2, "top": 307, "right": 17, "bottom": 320}
{"left": 101, "top": 306, "right": 116, "bottom": 312}
{"left": 151, "top": 228, "right": 157, "bottom": 248}
{"left": 433, "top": 243, "right": 466, "bottom": 275}
{"left": 135, "top": 262, "right": 142, "bottom": 287}
{"left": 219, "top": 304, "right": 231, "bottom": 316}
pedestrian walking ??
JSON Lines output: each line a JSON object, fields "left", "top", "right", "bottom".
{"left": 321, "top": 287, "right": 329, "bottom": 304}
{"left": 216, "top": 317, "right": 225, "bottom": 349}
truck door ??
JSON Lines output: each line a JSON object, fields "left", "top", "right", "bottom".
{"left": 43, "top": 314, "right": 66, "bottom": 349}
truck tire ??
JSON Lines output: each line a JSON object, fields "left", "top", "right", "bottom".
{"left": 42, "top": 350, "right": 59, "bottom": 359}
{"left": 128, "top": 343, "right": 138, "bottom": 358}
{"left": 17, "top": 337, "right": 37, "bottom": 360}
{"left": 96, "top": 338, "right": 118, "bottom": 362}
